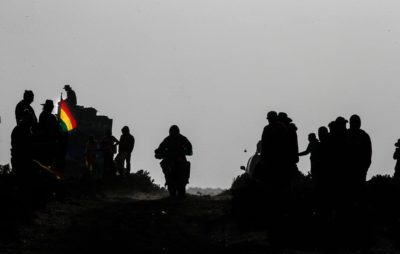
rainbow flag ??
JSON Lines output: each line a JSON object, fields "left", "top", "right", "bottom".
{"left": 59, "top": 99, "right": 77, "bottom": 132}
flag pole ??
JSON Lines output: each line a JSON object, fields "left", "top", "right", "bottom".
{"left": 58, "top": 92, "right": 63, "bottom": 118}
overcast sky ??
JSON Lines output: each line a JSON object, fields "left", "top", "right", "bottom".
{"left": 1, "top": 0, "right": 400, "bottom": 188}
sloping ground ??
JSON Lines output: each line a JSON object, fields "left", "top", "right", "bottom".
{"left": 1, "top": 192, "right": 400, "bottom": 254}
{"left": 0, "top": 193, "right": 231, "bottom": 254}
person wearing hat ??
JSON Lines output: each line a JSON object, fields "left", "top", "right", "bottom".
{"left": 64, "top": 84, "right": 77, "bottom": 107}
{"left": 260, "top": 111, "right": 293, "bottom": 230}
{"left": 278, "top": 112, "right": 299, "bottom": 166}
{"left": 393, "top": 139, "right": 400, "bottom": 179}
{"left": 38, "top": 100, "right": 61, "bottom": 165}
{"left": 261, "top": 111, "right": 286, "bottom": 163}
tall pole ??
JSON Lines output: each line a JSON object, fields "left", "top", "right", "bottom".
{"left": 58, "top": 92, "right": 63, "bottom": 118}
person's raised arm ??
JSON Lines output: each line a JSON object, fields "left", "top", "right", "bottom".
{"left": 299, "top": 143, "right": 311, "bottom": 156}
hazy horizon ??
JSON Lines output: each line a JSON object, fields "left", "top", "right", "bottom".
{"left": 1, "top": 0, "right": 400, "bottom": 188}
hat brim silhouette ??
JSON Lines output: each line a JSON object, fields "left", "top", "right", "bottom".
{"left": 41, "top": 100, "right": 54, "bottom": 107}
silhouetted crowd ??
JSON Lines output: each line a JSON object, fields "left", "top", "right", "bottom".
{"left": 249, "top": 111, "right": 372, "bottom": 212}
{"left": 10, "top": 85, "right": 400, "bottom": 201}
{"left": 85, "top": 127, "right": 135, "bottom": 178}
{"left": 9, "top": 86, "right": 400, "bottom": 248}
{"left": 12, "top": 87, "right": 140, "bottom": 180}
{"left": 10, "top": 87, "right": 196, "bottom": 201}
{"left": 245, "top": 111, "right": 372, "bottom": 204}
{"left": 10, "top": 86, "right": 400, "bottom": 203}
{"left": 12, "top": 91, "right": 66, "bottom": 181}
{"left": 11, "top": 90, "right": 68, "bottom": 208}
{"left": 235, "top": 111, "right": 379, "bottom": 246}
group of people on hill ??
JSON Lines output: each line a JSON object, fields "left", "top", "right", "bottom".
{"left": 245, "top": 111, "right": 373, "bottom": 217}
{"left": 301, "top": 115, "right": 372, "bottom": 209}
{"left": 83, "top": 124, "right": 193, "bottom": 198}
{"left": 14, "top": 84, "right": 400, "bottom": 204}
{"left": 11, "top": 86, "right": 138, "bottom": 181}
{"left": 11, "top": 87, "right": 193, "bottom": 199}
{"left": 84, "top": 127, "right": 135, "bottom": 178}
{"left": 10, "top": 87, "right": 78, "bottom": 202}
{"left": 12, "top": 89, "right": 69, "bottom": 179}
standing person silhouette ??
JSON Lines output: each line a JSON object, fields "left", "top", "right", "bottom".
{"left": 155, "top": 125, "right": 192, "bottom": 198}
{"left": 299, "top": 133, "right": 320, "bottom": 177}
{"left": 394, "top": 139, "right": 400, "bottom": 179}
{"left": 313, "top": 126, "right": 331, "bottom": 215}
{"left": 278, "top": 112, "right": 299, "bottom": 169}
{"left": 330, "top": 117, "right": 349, "bottom": 188}
{"left": 63, "top": 84, "right": 77, "bottom": 107}
{"left": 115, "top": 126, "right": 135, "bottom": 176}
{"left": 37, "top": 100, "right": 61, "bottom": 166}
{"left": 261, "top": 111, "right": 287, "bottom": 179}
{"left": 100, "top": 130, "right": 119, "bottom": 177}
{"left": 11, "top": 112, "right": 33, "bottom": 178}
{"left": 347, "top": 114, "right": 372, "bottom": 187}
{"left": 260, "top": 111, "right": 296, "bottom": 244}
{"left": 15, "top": 90, "right": 37, "bottom": 129}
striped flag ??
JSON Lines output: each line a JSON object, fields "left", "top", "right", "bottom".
{"left": 59, "top": 99, "right": 77, "bottom": 132}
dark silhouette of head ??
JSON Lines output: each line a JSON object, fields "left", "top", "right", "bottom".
{"left": 350, "top": 114, "right": 361, "bottom": 130}
{"left": 23, "top": 90, "right": 34, "bottom": 104}
{"left": 335, "top": 116, "right": 348, "bottom": 132}
{"left": 328, "top": 121, "right": 336, "bottom": 134}
{"left": 395, "top": 139, "right": 400, "bottom": 148}
{"left": 278, "top": 112, "right": 293, "bottom": 124}
{"left": 105, "top": 129, "right": 112, "bottom": 137}
{"left": 41, "top": 100, "right": 54, "bottom": 113}
{"left": 169, "top": 125, "right": 180, "bottom": 136}
{"left": 308, "top": 133, "right": 317, "bottom": 142}
{"left": 64, "top": 84, "right": 72, "bottom": 91}
{"left": 267, "top": 111, "right": 278, "bottom": 124}
{"left": 318, "top": 126, "right": 329, "bottom": 142}
{"left": 121, "top": 126, "right": 130, "bottom": 135}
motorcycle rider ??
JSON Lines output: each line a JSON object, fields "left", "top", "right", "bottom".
{"left": 155, "top": 125, "right": 193, "bottom": 198}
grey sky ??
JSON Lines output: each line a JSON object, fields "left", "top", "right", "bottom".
{"left": 1, "top": 0, "right": 400, "bottom": 188}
